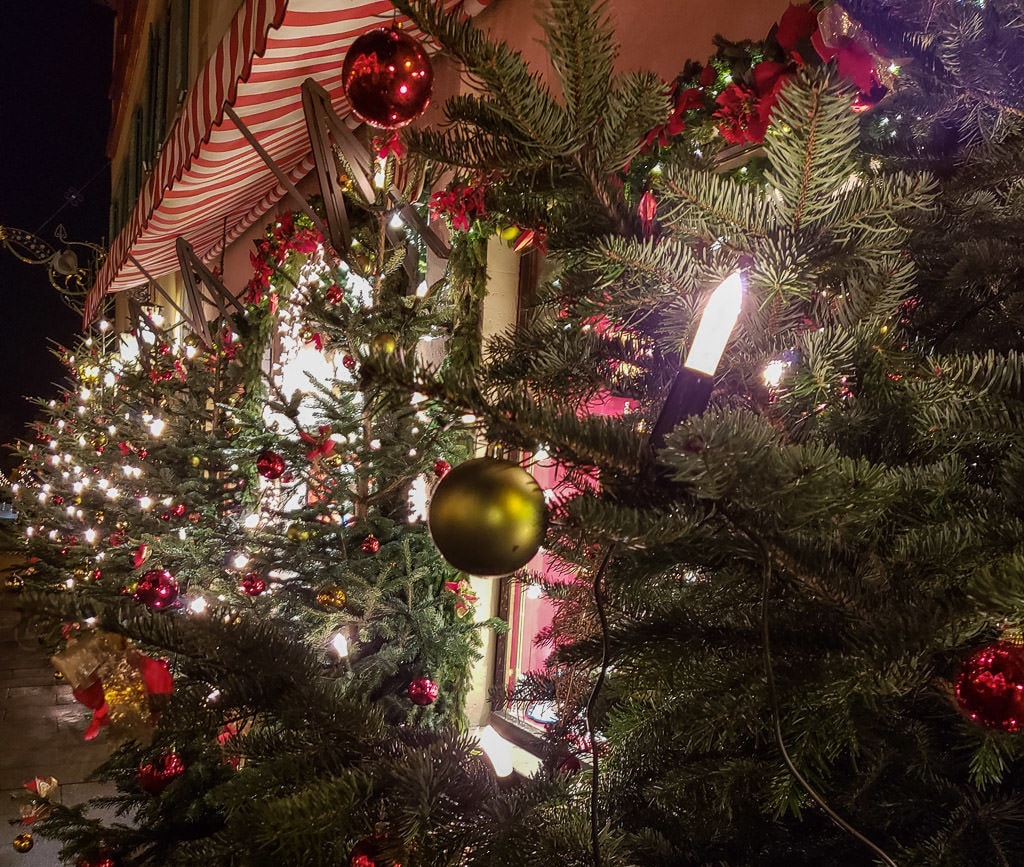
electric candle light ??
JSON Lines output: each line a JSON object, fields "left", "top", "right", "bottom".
{"left": 651, "top": 272, "right": 745, "bottom": 446}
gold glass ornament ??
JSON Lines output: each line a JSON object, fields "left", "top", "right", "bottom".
{"left": 316, "top": 586, "right": 348, "bottom": 610}
{"left": 12, "top": 833, "right": 33, "bottom": 853}
{"left": 370, "top": 332, "right": 398, "bottom": 355}
{"left": 92, "top": 433, "right": 108, "bottom": 449}
{"left": 189, "top": 455, "right": 201, "bottom": 468}
{"left": 428, "top": 457, "right": 547, "bottom": 576}
{"left": 287, "top": 524, "right": 310, "bottom": 542}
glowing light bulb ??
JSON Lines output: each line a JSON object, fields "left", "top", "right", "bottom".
{"left": 189, "top": 597, "right": 208, "bottom": 614}
{"left": 331, "top": 632, "right": 350, "bottom": 658}
{"left": 149, "top": 418, "right": 165, "bottom": 437}
{"left": 684, "top": 272, "right": 745, "bottom": 376}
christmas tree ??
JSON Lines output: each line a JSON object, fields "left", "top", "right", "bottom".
{"left": 9, "top": 0, "right": 1024, "bottom": 864}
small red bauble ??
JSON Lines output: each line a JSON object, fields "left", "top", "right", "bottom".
{"left": 134, "top": 569, "right": 180, "bottom": 610}
{"left": 240, "top": 573, "right": 266, "bottom": 597}
{"left": 256, "top": 449, "right": 286, "bottom": 480}
{"left": 343, "top": 355, "right": 357, "bottom": 370}
{"left": 432, "top": 459, "right": 451, "bottom": 479}
{"left": 342, "top": 26, "right": 433, "bottom": 129}
{"left": 361, "top": 535, "right": 381, "bottom": 554}
{"left": 349, "top": 836, "right": 403, "bottom": 867}
{"left": 171, "top": 503, "right": 186, "bottom": 518}
{"left": 408, "top": 677, "right": 439, "bottom": 706}
{"left": 137, "top": 752, "right": 186, "bottom": 794}
{"left": 955, "top": 641, "right": 1024, "bottom": 732}
{"left": 131, "top": 543, "right": 151, "bottom": 568}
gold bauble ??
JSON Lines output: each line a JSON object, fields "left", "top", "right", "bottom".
{"left": 499, "top": 225, "right": 522, "bottom": 242}
{"left": 428, "top": 457, "right": 547, "bottom": 576}
{"left": 316, "top": 586, "right": 348, "bottom": 610}
{"left": 92, "top": 433, "right": 108, "bottom": 449}
{"left": 370, "top": 333, "right": 398, "bottom": 355}
{"left": 189, "top": 455, "right": 201, "bottom": 468}
{"left": 321, "top": 452, "right": 344, "bottom": 468}
{"left": 287, "top": 524, "right": 310, "bottom": 542}
{"left": 12, "top": 833, "right": 33, "bottom": 853}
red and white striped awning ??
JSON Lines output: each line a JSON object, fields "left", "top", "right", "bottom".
{"left": 84, "top": 0, "right": 492, "bottom": 324}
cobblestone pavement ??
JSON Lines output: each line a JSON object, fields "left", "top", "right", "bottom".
{"left": 0, "top": 555, "right": 115, "bottom": 866}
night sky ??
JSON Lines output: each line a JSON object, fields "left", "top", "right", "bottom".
{"left": 0, "top": 1, "right": 114, "bottom": 473}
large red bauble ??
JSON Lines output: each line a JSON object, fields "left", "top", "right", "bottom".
{"left": 342, "top": 27, "right": 433, "bottom": 129}
{"left": 408, "top": 676, "right": 439, "bottom": 706}
{"left": 137, "top": 752, "right": 186, "bottom": 795}
{"left": 256, "top": 449, "right": 286, "bottom": 480}
{"left": 955, "top": 641, "right": 1024, "bottom": 732}
{"left": 134, "top": 569, "right": 180, "bottom": 610}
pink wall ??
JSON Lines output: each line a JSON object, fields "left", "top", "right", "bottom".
{"left": 475, "top": 0, "right": 791, "bottom": 84}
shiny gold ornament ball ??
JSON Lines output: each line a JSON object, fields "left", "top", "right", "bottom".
{"left": 92, "top": 433, "right": 108, "bottom": 450}
{"left": 428, "top": 457, "right": 547, "bottom": 576}
{"left": 316, "top": 586, "right": 348, "bottom": 610}
{"left": 370, "top": 333, "right": 397, "bottom": 355}
{"left": 287, "top": 524, "right": 310, "bottom": 542}
{"left": 189, "top": 455, "right": 201, "bottom": 468}
{"left": 12, "top": 833, "right": 33, "bottom": 853}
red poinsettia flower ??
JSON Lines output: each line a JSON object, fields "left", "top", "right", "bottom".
{"left": 775, "top": 3, "right": 819, "bottom": 64}
{"left": 428, "top": 180, "right": 488, "bottom": 232}
{"left": 644, "top": 84, "right": 704, "bottom": 149}
{"left": 714, "top": 61, "right": 790, "bottom": 145}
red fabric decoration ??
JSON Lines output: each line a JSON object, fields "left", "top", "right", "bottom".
{"left": 714, "top": 61, "right": 790, "bottom": 145}
{"left": 299, "top": 425, "right": 337, "bottom": 461}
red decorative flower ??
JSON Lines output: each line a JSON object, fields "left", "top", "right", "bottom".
{"left": 775, "top": 3, "right": 819, "bottom": 63}
{"left": 429, "top": 179, "right": 489, "bottom": 232}
{"left": 643, "top": 84, "right": 704, "bottom": 149}
{"left": 375, "top": 132, "right": 406, "bottom": 160}
{"left": 299, "top": 425, "right": 336, "bottom": 460}
{"left": 714, "top": 61, "right": 790, "bottom": 145}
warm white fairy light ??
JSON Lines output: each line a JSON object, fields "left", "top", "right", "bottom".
{"left": 189, "top": 597, "right": 208, "bottom": 614}
{"left": 98, "top": 319, "right": 110, "bottom": 332}
{"left": 77, "top": 406, "right": 86, "bottom": 415}
{"left": 84, "top": 529, "right": 97, "bottom": 544}
{"left": 243, "top": 513, "right": 260, "bottom": 530}
{"left": 762, "top": 359, "right": 789, "bottom": 388}
{"left": 232, "top": 553, "right": 249, "bottom": 570}
{"left": 461, "top": 413, "right": 477, "bottom": 424}
{"left": 37, "top": 492, "right": 46, "bottom": 503}
{"left": 65, "top": 505, "right": 75, "bottom": 517}
{"left": 80, "top": 388, "right": 91, "bottom": 401}
{"left": 525, "top": 583, "right": 544, "bottom": 600}
{"left": 331, "top": 632, "right": 350, "bottom": 658}
{"left": 177, "top": 528, "right": 187, "bottom": 540}
{"left": 106, "top": 488, "right": 120, "bottom": 500}
{"left": 149, "top": 418, "right": 165, "bottom": 437}
{"left": 65, "top": 578, "right": 75, "bottom": 589}
{"left": 97, "top": 478, "right": 109, "bottom": 490}
{"left": 50, "top": 455, "right": 60, "bottom": 467}
{"left": 48, "top": 530, "right": 59, "bottom": 540}
{"left": 139, "top": 496, "right": 153, "bottom": 510}
{"left": 57, "top": 419, "right": 65, "bottom": 430}
{"left": 185, "top": 344, "right": 197, "bottom": 359}
{"left": 25, "top": 526, "right": 34, "bottom": 537}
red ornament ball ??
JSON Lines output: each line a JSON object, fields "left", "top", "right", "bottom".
{"left": 361, "top": 534, "right": 381, "bottom": 554}
{"left": 256, "top": 449, "right": 286, "bottom": 480}
{"left": 134, "top": 569, "right": 180, "bottom": 610}
{"left": 343, "top": 355, "right": 357, "bottom": 370}
{"left": 137, "top": 752, "right": 186, "bottom": 795}
{"left": 342, "top": 26, "right": 433, "bottom": 129}
{"left": 240, "top": 573, "right": 266, "bottom": 597}
{"left": 349, "top": 836, "right": 403, "bottom": 867}
{"left": 956, "top": 641, "right": 1024, "bottom": 732}
{"left": 408, "top": 676, "right": 439, "bottom": 706}
{"left": 432, "top": 459, "right": 450, "bottom": 479}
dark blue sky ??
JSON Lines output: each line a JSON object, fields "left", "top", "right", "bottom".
{"left": 0, "top": 1, "right": 114, "bottom": 470}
